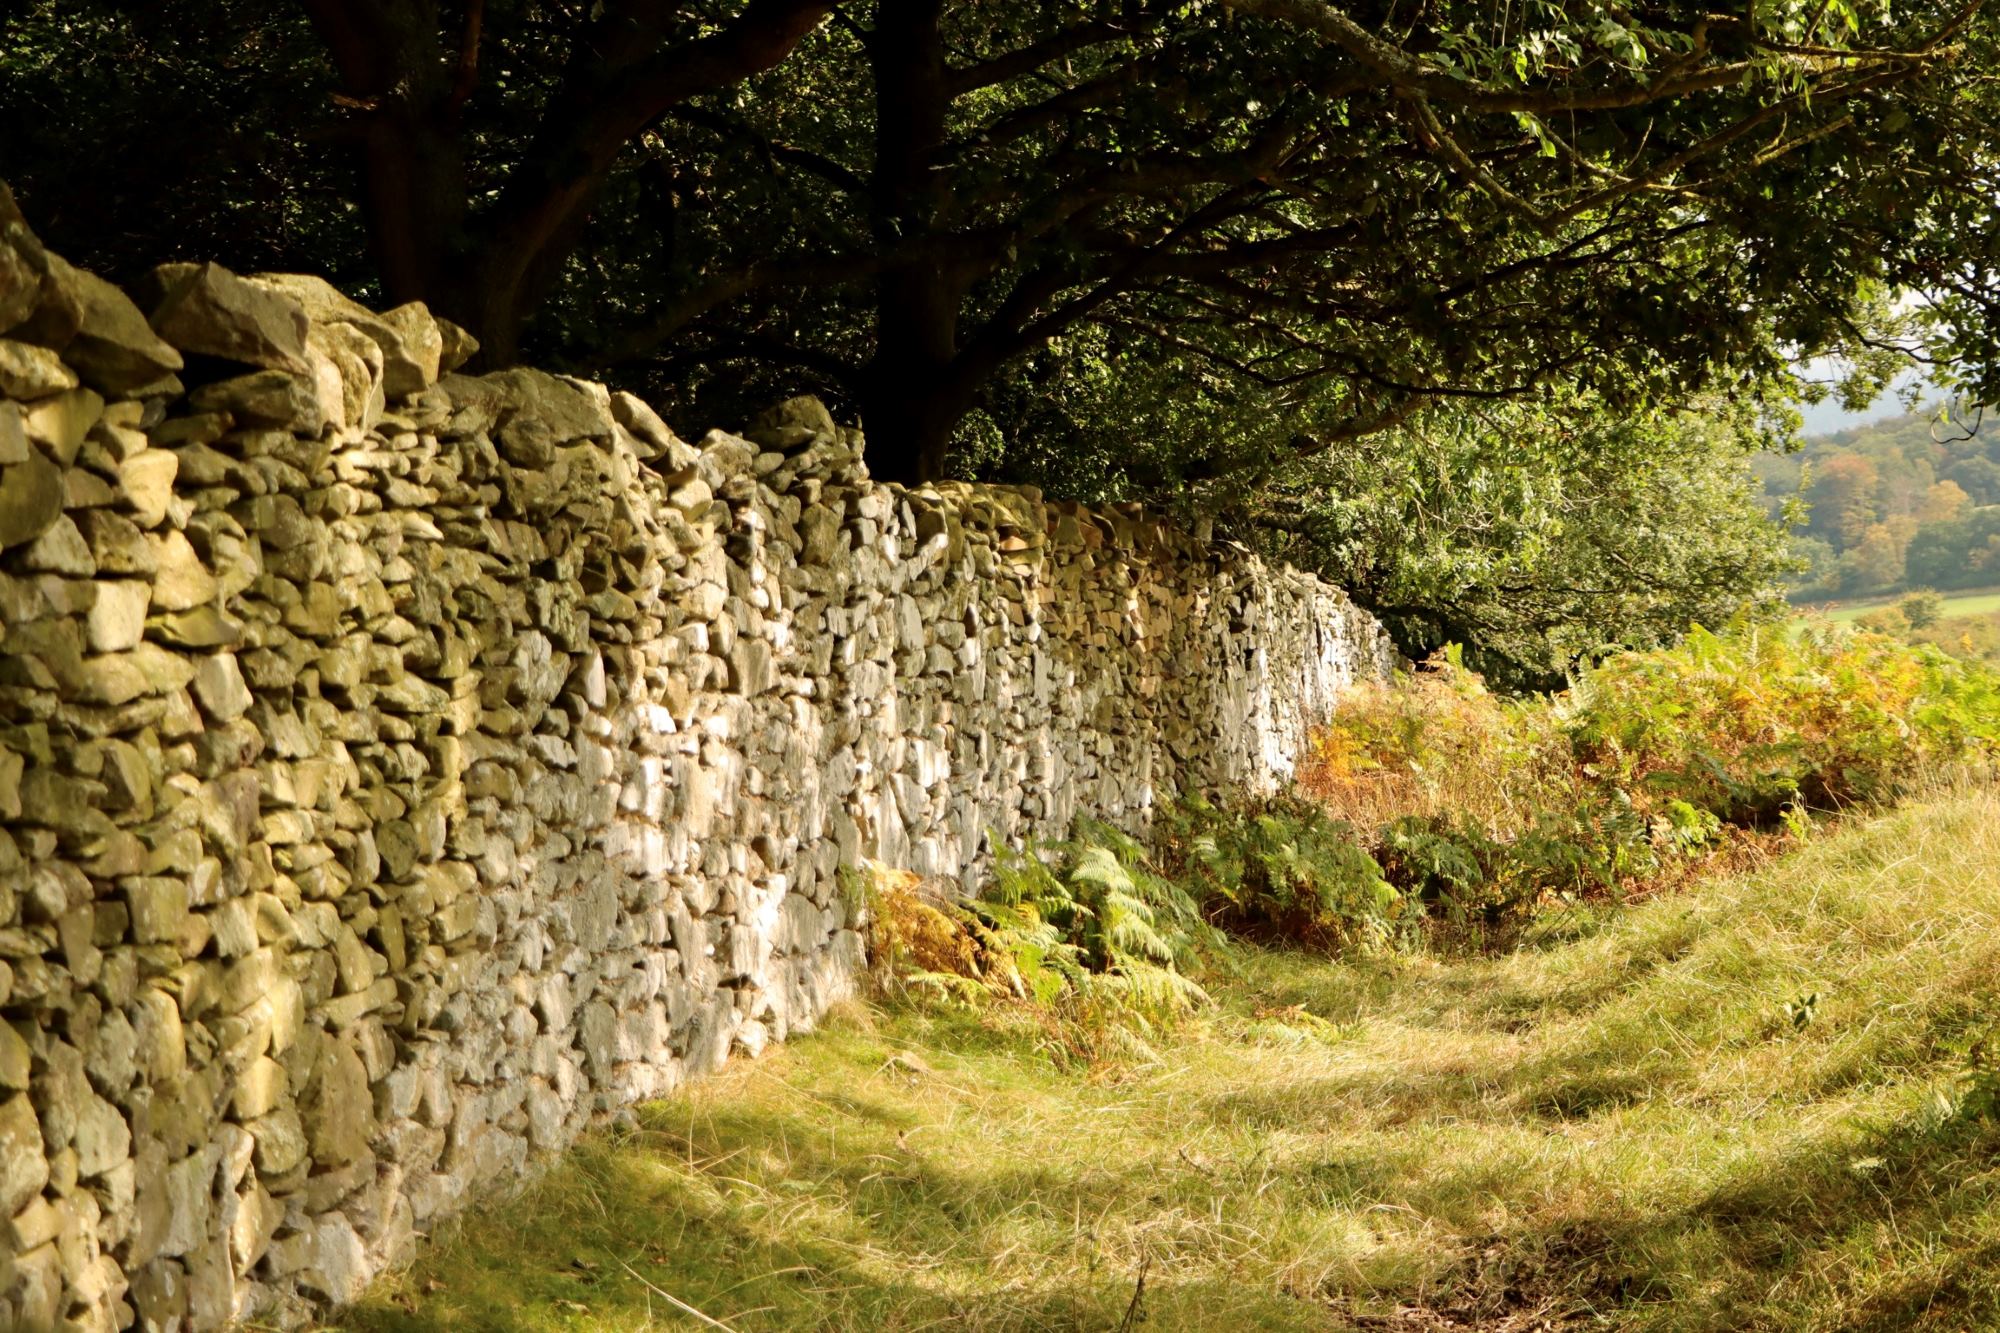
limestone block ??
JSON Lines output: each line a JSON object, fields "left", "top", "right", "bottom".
{"left": 0, "top": 446, "right": 63, "bottom": 550}
{"left": 246, "top": 1107, "right": 307, "bottom": 1176}
{"left": 84, "top": 580, "right": 149, "bottom": 654}
{"left": 376, "top": 302, "right": 443, "bottom": 396}
{"left": 20, "top": 385, "right": 101, "bottom": 464}
{"left": 426, "top": 315, "right": 476, "bottom": 378}
{"left": 73, "top": 1092, "right": 130, "bottom": 1179}
{"left": 0, "top": 216, "right": 39, "bottom": 336}
{"left": 148, "top": 261, "right": 311, "bottom": 373}
{"left": 0, "top": 337, "right": 76, "bottom": 398}
{"left": 20, "top": 510, "right": 92, "bottom": 576}
{"left": 190, "top": 653, "right": 252, "bottom": 722}
{"left": 303, "top": 1039, "right": 372, "bottom": 1167}
{"left": 228, "top": 1056, "right": 287, "bottom": 1122}
{"left": 0, "top": 400, "right": 25, "bottom": 464}
{"left": 125, "top": 879, "right": 191, "bottom": 946}
{"left": 116, "top": 448, "right": 178, "bottom": 527}
{"left": 189, "top": 368, "right": 324, "bottom": 435}
{"left": 0, "top": 1023, "right": 27, "bottom": 1092}
{"left": 149, "top": 529, "right": 217, "bottom": 611}
{"left": 12, "top": 249, "right": 184, "bottom": 395}
{"left": 0, "top": 1091, "right": 47, "bottom": 1215}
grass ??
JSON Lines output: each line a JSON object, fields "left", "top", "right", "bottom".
{"left": 1804, "top": 588, "right": 2000, "bottom": 624}
{"left": 328, "top": 787, "right": 2000, "bottom": 1333}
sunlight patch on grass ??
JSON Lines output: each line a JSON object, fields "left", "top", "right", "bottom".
{"left": 329, "top": 790, "right": 2000, "bottom": 1333}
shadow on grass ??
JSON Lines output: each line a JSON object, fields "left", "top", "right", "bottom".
{"left": 330, "top": 1083, "right": 1343, "bottom": 1333}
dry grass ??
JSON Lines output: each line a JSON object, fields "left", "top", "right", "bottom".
{"left": 327, "top": 789, "right": 2000, "bottom": 1333}
{"left": 1295, "top": 665, "right": 1559, "bottom": 836}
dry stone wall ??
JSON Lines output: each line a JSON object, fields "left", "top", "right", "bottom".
{"left": 0, "top": 187, "right": 1394, "bottom": 1331}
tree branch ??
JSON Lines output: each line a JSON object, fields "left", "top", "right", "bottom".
{"left": 944, "top": 19, "right": 1138, "bottom": 97}
{"left": 469, "top": 0, "right": 835, "bottom": 345}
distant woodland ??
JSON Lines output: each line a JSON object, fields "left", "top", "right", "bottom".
{"left": 1758, "top": 407, "right": 2000, "bottom": 599}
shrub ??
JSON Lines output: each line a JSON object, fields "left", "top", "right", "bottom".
{"left": 855, "top": 825, "right": 1220, "bottom": 1062}
{"left": 980, "top": 820, "right": 1218, "bottom": 1022}
{"left": 1268, "top": 622, "right": 2000, "bottom": 945}
{"left": 1567, "top": 623, "right": 2000, "bottom": 821}
{"left": 870, "top": 623, "right": 2000, "bottom": 1002}
{"left": 1160, "top": 794, "right": 1408, "bottom": 950}
{"left": 1901, "top": 589, "right": 1946, "bottom": 630}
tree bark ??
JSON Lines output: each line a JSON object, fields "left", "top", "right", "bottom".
{"left": 860, "top": 383, "right": 975, "bottom": 483}
{"left": 861, "top": 0, "right": 967, "bottom": 483}
{"left": 298, "top": 0, "right": 468, "bottom": 308}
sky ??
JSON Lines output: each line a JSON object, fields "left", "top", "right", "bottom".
{"left": 1795, "top": 366, "right": 1934, "bottom": 438}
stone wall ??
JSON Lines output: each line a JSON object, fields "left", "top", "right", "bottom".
{"left": 0, "top": 189, "right": 1393, "bottom": 1331}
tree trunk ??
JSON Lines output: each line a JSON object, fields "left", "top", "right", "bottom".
{"left": 299, "top": 0, "right": 468, "bottom": 312}
{"left": 861, "top": 375, "right": 973, "bottom": 483}
{"left": 864, "top": 0, "right": 962, "bottom": 483}
{"left": 308, "top": 0, "right": 833, "bottom": 369}
{"left": 359, "top": 111, "right": 468, "bottom": 311}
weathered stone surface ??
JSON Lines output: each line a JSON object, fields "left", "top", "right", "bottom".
{"left": 0, "top": 1092, "right": 47, "bottom": 1214}
{"left": 0, "top": 208, "right": 38, "bottom": 335}
{"left": 0, "top": 234, "right": 1396, "bottom": 1333}
{"left": 189, "top": 369, "right": 325, "bottom": 434}
{"left": 0, "top": 447, "right": 62, "bottom": 549}
{"left": 0, "top": 337, "right": 77, "bottom": 398}
{"left": 86, "top": 579, "right": 151, "bottom": 653}
{"left": 0, "top": 400, "right": 25, "bottom": 463}
{"left": 0, "top": 1022, "right": 28, "bottom": 1091}
{"left": 248, "top": 1109, "right": 307, "bottom": 1176}
{"left": 230, "top": 1058, "right": 287, "bottom": 1121}
{"left": 78, "top": 505, "right": 155, "bottom": 574}
{"left": 303, "top": 1040, "right": 371, "bottom": 1166}
{"left": 117, "top": 447, "right": 178, "bottom": 527}
{"left": 21, "top": 384, "right": 102, "bottom": 464}
{"left": 126, "top": 879, "right": 190, "bottom": 945}
{"left": 191, "top": 653, "right": 252, "bottom": 721}
{"left": 436, "top": 315, "right": 479, "bottom": 373}
{"left": 446, "top": 367, "right": 612, "bottom": 442}
{"left": 149, "top": 261, "right": 312, "bottom": 373}
{"left": 376, "top": 302, "right": 443, "bottom": 397}
{"left": 18, "top": 251, "right": 185, "bottom": 394}
{"left": 745, "top": 393, "right": 838, "bottom": 450}
{"left": 150, "top": 529, "right": 217, "bottom": 611}
{"left": 249, "top": 273, "right": 440, "bottom": 401}
{"left": 21, "top": 513, "right": 93, "bottom": 576}
{"left": 610, "top": 390, "right": 686, "bottom": 462}
{"left": 74, "top": 1092, "right": 131, "bottom": 1177}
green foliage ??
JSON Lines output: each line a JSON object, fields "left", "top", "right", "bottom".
{"left": 861, "top": 823, "right": 1220, "bottom": 1061}
{"left": 980, "top": 821, "right": 1218, "bottom": 1025}
{"left": 1245, "top": 391, "right": 1803, "bottom": 688}
{"left": 1901, "top": 589, "right": 1947, "bottom": 629}
{"left": 1241, "top": 622, "right": 2000, "bottom": 950}
{"left": 13, "top": 0, "right": 2000, "bottom": 488}
{"left": 1162, "top": 794, "right": 1407, "bottom": 952}
{"left": 1568, "top": 623, "right": 2000, "bottom": 821}
{"left": 1908, "top": 508, "right": 2000, "bottom": 593}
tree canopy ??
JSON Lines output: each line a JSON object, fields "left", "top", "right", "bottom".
{"left": 7, "top": 1, "right": 1999, "bottom": 479}
{"left": 5, "top": 0, "right": 1998, "bottom": 671}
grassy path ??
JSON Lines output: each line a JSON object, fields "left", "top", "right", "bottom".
{"left": 331, "top": 790, "right": 2000, "bottom": 1332}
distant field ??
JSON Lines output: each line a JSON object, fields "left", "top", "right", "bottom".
{"left": 1798, "top": 586, "right": 2000, "bottom": 623}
